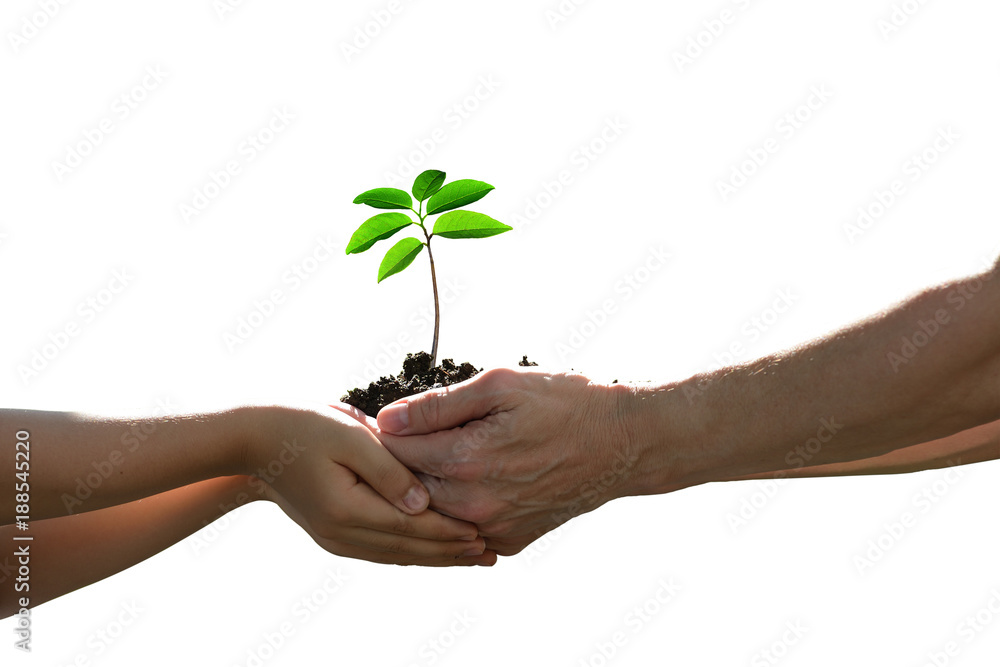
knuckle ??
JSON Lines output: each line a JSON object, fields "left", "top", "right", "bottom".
{"left": 446, "top": 461, "right": 483, "bottom": 482}
{"left": 462, "top": 500, "right": 499, "bottom": 525}
{"left": 450, "top": 543, "right": 483, "bottom": 558}
{"left": 420, "top": 474, "right": 446, "bottom": 497}
{"left": 391, "top": 514, "right": 415, "bottom": 536}
{"left": 372, "top": 459, "right": 402, "bottom": 492}
{"left": 415, "top": 391, "right": 443, "bottom": 430}
{"left": 379, "top": 538, "right": 406, "bottom": 554}
{"left": 483, "top": 367, "right": 516, "bottom": 390}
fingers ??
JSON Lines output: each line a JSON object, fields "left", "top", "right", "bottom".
{"left": 377, "top": 368, "right": 513, "bottom": 435}
{"left": 330, "top": 542, "right": 498, "bottom": 567}
{"left": 341, "top": 428, "right": 431, "bottom": 516}
{"left": 326, "top": 487, "right": 492, "bottom": 562}
{"left": 338, "top": 526, "right": 487, "bottom": 560}
{"left": 328, "top": 402, "right": 379, "bottom": 432}
{"left": 344, "top": 482, "right": 480, "bottom": 542}
{"left": 266, "top": 475, "right": 492, "bottom": 566}
{"left": 377, "top": 412, "right": 503, "bottom": 478}
{"left": 376, "top": 429, "right": 467, "bottom": 477}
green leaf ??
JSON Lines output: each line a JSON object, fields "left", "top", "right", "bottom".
{"left": 426, "top": 179, "right": 494, "bottom": 215}
{"left": 432, "top": 210, "right": 512, "bottom": 239}
{"left": 345, "top": 212, "right": 414, "bottom": 255}
{"left": 412, "top": 170, "right": 446, "bottom": 202}
{"left": 378, "top": 237, "right": 425, "bottom": 283}
{"left": 353, "top": 187, "right": 413, "bottom": 210}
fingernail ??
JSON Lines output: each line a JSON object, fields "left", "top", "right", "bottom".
{"left": 463, "top": 546, "right": 485, "bottom": 557}
{"left": 403, "top": 485, "right": 427, "bottom": 512}
{"left": 460, "top": 534, "right": 479, "bottom": 541}
{"left": 379, "top": 403, "right": 409, "bottom": 433}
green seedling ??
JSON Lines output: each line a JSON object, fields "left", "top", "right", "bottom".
{"left": 346, "top": 169, "right": 512, "bottom": 367}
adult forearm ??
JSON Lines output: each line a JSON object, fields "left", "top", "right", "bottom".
{"left": 723, "top": 419, "right": 1000, "bottom": 480}
{"left": 626, "top": 264, "right": 1000, "bottom": 494}
{"left": 2, "top": 407, "right": 252, "bottom": 522}
{"left": 0, "top": 475, "right": 261, "bottom": 618}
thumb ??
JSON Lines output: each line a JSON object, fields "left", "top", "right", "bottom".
{"left": 376, "top": 370, "right": 502, "bottom": 435}
{"left": 346, "top": 433, "right": 430, "bottom": 515}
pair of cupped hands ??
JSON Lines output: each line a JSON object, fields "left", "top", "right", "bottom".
{"left": 248, "top": 367, "right": 641, "bottom": 567}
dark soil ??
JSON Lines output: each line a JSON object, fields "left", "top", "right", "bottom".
{"left": 342, "top": 351, "right": 538, "bottom": 417}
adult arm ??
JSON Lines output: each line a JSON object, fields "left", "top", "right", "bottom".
{"left": 629, "top": 261, "right": 1000, "bottom": 491}
{"left": 376, "top": 260, "right": 1000, "bottom": 554}
{"left": 723, "top": 418, "right": 1000, "bottom": 480}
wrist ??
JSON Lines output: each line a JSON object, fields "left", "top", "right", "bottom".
{"left": 232, "top": 404, "right": 288, "bottom": 477}
{"left": 611, "top": 374, "right": 718, "bottom": 497}
{"left": 206, "top": 475, "right": 270, "bottom": 515}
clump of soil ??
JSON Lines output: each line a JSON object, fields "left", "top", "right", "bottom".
{"left": 342, "top": 351, "right": 536, "bottom": 417}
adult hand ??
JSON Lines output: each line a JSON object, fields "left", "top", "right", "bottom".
{"left": 375, "top": 368, "right": 642, "bottom": 556}
{"left": 245, "top": 402, "right": 495, "bottom": 566}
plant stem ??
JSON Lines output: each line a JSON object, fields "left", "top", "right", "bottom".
{"left": 413, "top": 205, "right": 441, "bottom": 368}
{"left": 426, "top": 238, "right": 440, "bottom": 368}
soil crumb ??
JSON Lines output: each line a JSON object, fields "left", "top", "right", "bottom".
{"left": 343, "top": 352, "right": 537, "bottom": 416}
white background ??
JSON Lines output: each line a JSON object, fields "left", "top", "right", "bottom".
{"left": 3, "top": 0, "right": 1000, "bottom": 665}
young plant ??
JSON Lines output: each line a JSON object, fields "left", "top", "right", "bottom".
{"left": 346, "top": 169, "right": 511, "bottom": 368}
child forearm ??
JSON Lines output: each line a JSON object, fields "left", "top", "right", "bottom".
{"left": 1, "top": 475, "right": 262, "bottom": 618}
